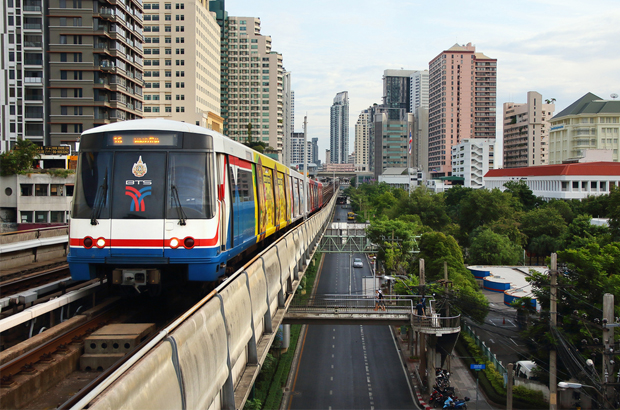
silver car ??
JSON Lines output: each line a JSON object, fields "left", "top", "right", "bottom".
{"left": 353, "top": 258, "right": 363, "bottom": 268}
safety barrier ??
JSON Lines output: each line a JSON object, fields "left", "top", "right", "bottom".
{"left": 0, "top": 226, "right": 68, "bottom": 271}
{"left": 74, "top": 195, "right": 337, "bottom": 410}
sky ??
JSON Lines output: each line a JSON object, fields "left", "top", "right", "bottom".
{"left": 224, "top": 0, "right": 620, "bottom": 165}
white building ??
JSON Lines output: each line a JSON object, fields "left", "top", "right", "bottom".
{"left": 484, "top": 162, "right": 620, "bottom": 200}
{"left": 451, "top": 138, "right": 496, "bottom": 188}
{"left": 409, "top": 70, "right": 429, "bottom": 111}
{"left": 378, "top": 168, "right": 423, "bottom": 190}
{"left": 548, "top": 92, "right": 620, "bottom": 164}
{"left": 1, "top": 173, "right": 75, "bottom": 231}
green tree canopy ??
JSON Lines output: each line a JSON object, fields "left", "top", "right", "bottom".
{"left": 416, "top": 231, "right": 489, "bottom": 323}
{"left": 520, "top": 207, "right": 568, "bottom": 248}
{"left": 468, "top": 228, "right": 523, "bottom": 265}
{"left": 503, "top": 180, "right": 540, "bottom": 211}
{"left": 0, "top": 138, "right": 40, "bottom": 176}
{"left": 388, "top": 186, "right": 450, "bottom": 231}
{"left": 458, "top": 188, "right": 521, "bottom": 244}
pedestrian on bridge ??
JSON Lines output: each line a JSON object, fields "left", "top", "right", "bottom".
{"left": 375, "top": 289, "right": 386, "bottom": 311}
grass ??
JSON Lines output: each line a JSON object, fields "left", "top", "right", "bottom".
{"left": 245, "top": 251, "right": 322, "bottom": 410}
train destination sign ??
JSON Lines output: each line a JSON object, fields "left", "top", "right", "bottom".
{"left": 37, "top": 146, "right": 71, "bottom": 155}
{"left": 109, "top": 133, "right": 178, "bottom": 146}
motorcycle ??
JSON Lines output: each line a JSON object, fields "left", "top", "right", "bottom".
{"left": 443, "top": 396, "right": 470, "bottom": 409}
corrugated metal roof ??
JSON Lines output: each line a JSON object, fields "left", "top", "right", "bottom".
{"left": 552, "top": 92, "right": 620, "bottom": 119}
{"left": 485, "top": 162, "right": 620, "bottom": 177}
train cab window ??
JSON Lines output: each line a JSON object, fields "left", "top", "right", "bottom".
{"left": 167, "top": 152, "right": 214, "bottom": 219}
{"left": 73, "top": 151, "right": 113, "bottom": 219}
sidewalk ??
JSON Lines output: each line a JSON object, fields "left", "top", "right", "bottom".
{"left": 394, "top": 328, "right": 500, "bottom": 410}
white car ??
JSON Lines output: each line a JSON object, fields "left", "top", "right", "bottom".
{"left": 353, "top": 258, "right": 363, "bottom": 268}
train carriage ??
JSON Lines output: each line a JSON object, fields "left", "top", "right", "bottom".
{"left": 68, "top": 119, "right": 328, "bottom": 292}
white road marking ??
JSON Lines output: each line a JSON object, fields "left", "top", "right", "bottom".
{"left": 332, "top": 345, "right": 335, "bottom": 348}
{"left": 330, "top": 390, "right": 332, "bottom": 395}
{"left": 510, "top": 338, "right": 519, "bottom": 346}
{"left": 331, "top": 377, "right": 333, "bottom": 381}
{"left": 489, "top": 338, "right": 495, "bottom": 343}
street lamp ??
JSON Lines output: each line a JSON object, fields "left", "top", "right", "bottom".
{"left": 557, "top": 382, "right": 612, "bottom": 409}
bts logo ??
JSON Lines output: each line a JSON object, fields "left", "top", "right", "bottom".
{"left": 125, "top": 186, "right": 152, "bottom": 212}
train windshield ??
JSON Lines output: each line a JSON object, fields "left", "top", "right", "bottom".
{"left": 73, "top": 150, "right": 214, "bottom": 221}
{"left": 72, "top": 152, "right": 113, "bottom": 219}
{"left": 167, "top": 153, "right": 214, "bottom": 219}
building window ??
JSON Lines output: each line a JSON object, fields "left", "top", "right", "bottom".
{"left": 21, "top": 184, "right": 34, "bottom": 196}
{"left": 50, "top": 211, "right": 65, "bottom": 222}
{"left": 21, "top": 211, "right": 33, "bottom": 223}
{"left": 35, "top": 184, "right": 48, "bottom": 196}
{"left": 35, "top": 211, "right": 48, "bottom": 223}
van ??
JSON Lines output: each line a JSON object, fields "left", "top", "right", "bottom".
{"left": 515, "top": 360, "right": 539, "bottom": 380}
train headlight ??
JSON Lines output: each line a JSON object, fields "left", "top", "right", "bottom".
{"left": 183, "top": 237, "right": 195, "bottom": 249}
{"left": 170, "top": 238, "right": 180, "bottom": 249}
{"left": 96, "top": 237, "right": 106, "bottom": 248}
{"left": 83, "top": 237, "right": 93, "bottom": 248}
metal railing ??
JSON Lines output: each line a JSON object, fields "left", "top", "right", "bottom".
{"left": 289, "top": 294, "right": 415, "bottom": 314}
{"left": 462, "top": 322, "right": 507, "bottom": 377}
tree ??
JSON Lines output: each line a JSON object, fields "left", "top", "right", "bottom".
{"left": 458, "top": 188, "right": 520, "bottom": 244}
{"left": 0, "top": 138, "right": 40, "bottom": 176}
{"left": 366, "top": 216, "right": 421, "bottom": 274}
{"left": 416, "top": 232, "right": 489, "bottom": 323}
{"left": 608, "top": 185, "right": 620, "bottom": 241}
{"left": 389, "top": 186, "right": 450, "bottom": 231}
{"left": 563, "top": 214, "right": 609, "bottom": 249}
{"left": 520, "top": 207, "right": 567, "bottom": 249}
{"left": 468, "top": 228, "right": 523, "bottom": 265}
{"left": 504, "top": 180, "right": 540, "bottom": 211}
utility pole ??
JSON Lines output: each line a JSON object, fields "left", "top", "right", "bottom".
{"left": 549, "top": 253, "right": 558, "bottom": 410}
{"left": 602, "top": 293, "right": 615, "bottom": 404}
{"left": 444, "top": 261, "right": 451, "bottom": 372}
{"left": 507, "top": 363, "right": 514, "bottom": 410}
{"left": 303, "top": 116, "right": 308, "bottom": 221}
{"left": 418, "top": 258, "right": 426, "bottom": 386}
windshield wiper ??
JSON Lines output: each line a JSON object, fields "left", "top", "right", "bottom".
{"left": 171, "top": 185, "right": 187, "bottom": 226}
{"left": 90, "top": 173, "right": 108, "bottom": 225}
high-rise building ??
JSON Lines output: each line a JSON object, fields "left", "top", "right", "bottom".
{"left": 548, "top": 92, "right": 620, "bottom": 164}
{"left": 428, "top": 43, "right": 497, "bottom": 177}
{"left": 373, "top": 111, "right": 414, "bottom": 179}
{"left": 330, "top": 91, "right": 349, "bottom": 163}
{"left": 2, "top": 0, "right": 48, "bottom": 152}
{"left": 47, "top": 0, "right": 145, "bottom": 150}
{"left": 503, "top": 91, "right": 555, "bottom": 168}
{"left": 311, "top": 137, "right": 319, "bottom": 166}
{"left": 282, "top": 71, "right": 293, "bottom": 166}
{"left": 2, "top": 0, "right": 145, "bottom": 153}
{"left": 354, "top": 109, "right": 370, "bottom": 172}
{"left": 412, "top": 106, "right": 429, "bottom": 174}
{"left": 451, "top": 138, "right": 496, "bottom": 188}
{"left": 213, "top": 9, "right": 285, "bottom": 157}
{"left": 410, "top": 70, "right": 429, "bottom": 111}
{"left": 383, "top": 69, "right": 417, "bottom": 120}
{"left": 290, "top": 132, "right": 311, "bottom": 165}
{"left": 141, "top": 0, "right": 221, "bottom": 131}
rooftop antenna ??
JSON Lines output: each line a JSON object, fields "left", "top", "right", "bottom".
{"left": 611, "top": 93, "right": 618, "bottom": 100}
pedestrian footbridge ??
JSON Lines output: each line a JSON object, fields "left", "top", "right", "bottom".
{"left": 285, "top": 295, "right": 461, "bottom": 335}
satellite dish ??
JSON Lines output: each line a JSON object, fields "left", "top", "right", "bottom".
{"left": 612, "top": 93, "right": 619, "bottom": 99}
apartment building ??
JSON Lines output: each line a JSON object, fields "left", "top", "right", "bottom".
{"left": 2, "top": 0, "right": 48, "bottom": 152}
{"left": 47, "top": 0, "right": 145, "bottom": 150}
{"left": 409, "top": 70, "right": 429, "bottom": 112}
{"left": 354, "top": 109, "right": 370, "bottom": 172}
{"left": 428, "top": 43, "right": 496, "bottom": 177}
{"left": 141, "top": 0, "right": 221, "bottom": 130}
{"left": 503, "top": 91, "right": 555, "bottom": 168}
{"left": 215, "top": 13, "right": 285, "bottom": 157}
{"left": 451, "top": 138, "right": 495, "bottom": 188}
{"left": 548, "top": 92, "right": 620, "bottom": 164}
{"left": 330, "top": 91, "right": 349, "bottom": 164}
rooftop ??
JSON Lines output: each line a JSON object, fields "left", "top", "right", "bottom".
{"left": 552, "top": 92, "right": 620, "bottom": 119}
{"left": 485, "top": 162, "right": 620, "bottom": 178}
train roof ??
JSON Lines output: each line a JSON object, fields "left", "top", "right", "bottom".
{"left": 81, "top": 118, "right": 222, "bottom": 137}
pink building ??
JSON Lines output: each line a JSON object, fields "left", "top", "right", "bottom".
{"left": 428, "top": 43, "right": 497, "bottom": 177}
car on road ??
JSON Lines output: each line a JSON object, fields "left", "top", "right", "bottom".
{"left": 353, "top": 258, "right": 363, "bottom": 268}
{"left": 347, "top": 212, "right": 355, "bottom": 221}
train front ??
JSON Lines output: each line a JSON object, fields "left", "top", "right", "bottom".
{"left": 68, "top": 122, "right": 222, "bottom": 293}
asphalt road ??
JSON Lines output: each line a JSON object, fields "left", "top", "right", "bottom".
{"left": 286, "top": 205, "right": 419, "bottom": 410}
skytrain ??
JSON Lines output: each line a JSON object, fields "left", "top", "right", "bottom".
{"left": 68, "top": 119, "right": 333, "bottom": 293}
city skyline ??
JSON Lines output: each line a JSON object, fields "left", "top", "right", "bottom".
{"left": 224, "top": 0, "right": 620, "bottom": 165}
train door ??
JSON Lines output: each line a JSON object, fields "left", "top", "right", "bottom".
{"left": 229, "top": 157, "right": 255, "bottom": 247}
{"left": 110, "top": 152, "right": 166, "bottom": 257}
{"left": 217, "top": 154, "right": 229, "bottom": 250}
{"left": 293, "top": 178, "right": 299, "bottom": 218}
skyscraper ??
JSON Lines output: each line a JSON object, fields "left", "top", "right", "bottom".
{"left": 428, "top": 43, "right": 496, "bottom": 177}
{"left": 282, "top": 71, "right": 293, "bottom": 166}
{"left": 142, "top": 0, "right": 221, "bottom": 130}
{"left": 354, "top": 109, "right": 370, "bottom": 172}
{"left": 1, "top": 0, "right": 145, "bottom": 154}
{"left": 212, "top": 8, "right": 285, "bottom": 158}
{"left": 503, "top": 91, "right": 555, "bottom": 168}
{"left": 410, "top": 70, "right": 429, "bottom": 111}
{"left": 330, "top": 91, "right": 349, "bottom": 164}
